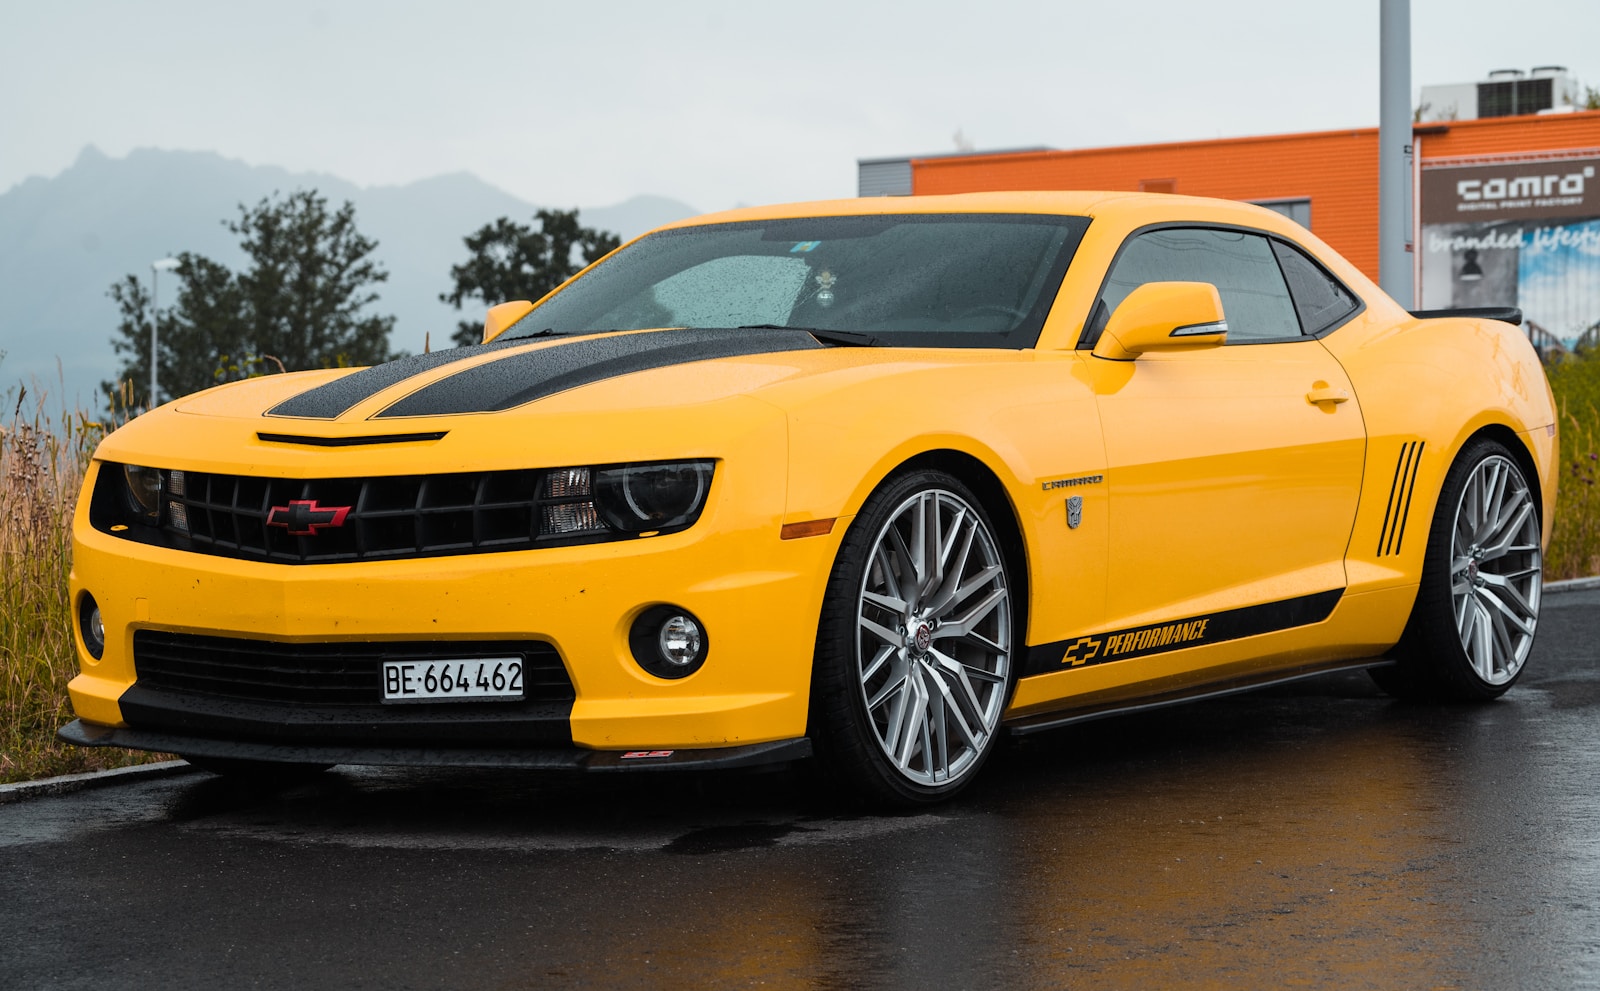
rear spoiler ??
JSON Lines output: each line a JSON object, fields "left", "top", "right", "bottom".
{"left": 1408, "top": 306, "right": 1523, "bottom": 326}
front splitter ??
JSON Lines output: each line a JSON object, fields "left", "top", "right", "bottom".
{"left": 58, "top": 719, "right": 812, "bottom": 772}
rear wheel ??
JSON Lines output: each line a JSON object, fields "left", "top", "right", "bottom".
{"left": 809, "top": 470, "right": 1016, "bottom": 806}
{"left": 1373, "top": 439, "right": 1542, "bottom": 701}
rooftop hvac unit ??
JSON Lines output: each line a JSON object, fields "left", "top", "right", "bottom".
{"left": 1418, "top": 67, "right": 1577, "bottom": 123}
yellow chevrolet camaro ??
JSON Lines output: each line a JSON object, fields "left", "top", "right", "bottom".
{"left": 61, "top": 192, "right": 1557, "bottom": 805}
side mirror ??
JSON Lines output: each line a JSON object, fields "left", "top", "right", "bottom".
{"left": 482, "top": 300, "right": 535, "bottom": 344}
{"left": 1091, "top": 282, "right": 1228, "bottom": 361}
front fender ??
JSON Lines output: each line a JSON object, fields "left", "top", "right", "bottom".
{"left": 766, "top": 350, "right": 1110, "bottom": 649}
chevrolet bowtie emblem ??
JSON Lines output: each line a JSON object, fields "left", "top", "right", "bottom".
{"left": 267, "top": 499, "right": 351, "bottom": 536}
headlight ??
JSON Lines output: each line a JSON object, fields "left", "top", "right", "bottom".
{"left": 536, "top": 460, "right": 715, "bottom": 539}
{"left": 121, "top": 464, "right": 162, "bottom": 524}
{"left": 594, "top": 461, "right": 714, "bottom": 532}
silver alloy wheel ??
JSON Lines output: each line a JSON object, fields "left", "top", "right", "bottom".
{"left": 1450, "top": 454, "right": 1542, "bottom": 685}
{"left": 855, "top": 488, "right": 1011, "bottom": 786}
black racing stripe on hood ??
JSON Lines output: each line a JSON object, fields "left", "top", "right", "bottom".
{"left": 374, "top": 328, "right": 824, "bottom": 419}
{"left": 265, "top": 338, "right": 531, "bottom": 420}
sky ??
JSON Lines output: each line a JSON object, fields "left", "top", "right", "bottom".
{"left": 3, "top": 0, "right": 1598, "bottom": 212}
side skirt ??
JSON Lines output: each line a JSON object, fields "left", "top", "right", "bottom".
{"left": 1002, "top": 657, "right": 1395, "bottom": 737}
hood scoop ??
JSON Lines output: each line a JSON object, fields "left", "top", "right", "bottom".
{"left": 257, "top": 431, "right": 448, "bottom": 447}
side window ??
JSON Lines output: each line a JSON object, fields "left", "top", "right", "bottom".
{"left": 1098, "top": 228, "right": 1303, "bottom": 343}
{"left": 1269, "top": 240, "right": 1359, "bottom": 335}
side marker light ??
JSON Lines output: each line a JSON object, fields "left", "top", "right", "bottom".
{"left": 780, "top": 519, "right": 835, "bottom": 540}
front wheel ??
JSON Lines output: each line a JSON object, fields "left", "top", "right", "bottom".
{"left": 1373, "top": 439, "right": 1542, "bottom": 701}
{"left": 809, "top": 470, "right": 1017, "bottom": 806}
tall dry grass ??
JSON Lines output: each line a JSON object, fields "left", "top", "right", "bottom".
{"left": 0, "top": 384, "right": 163, "bottom": 783}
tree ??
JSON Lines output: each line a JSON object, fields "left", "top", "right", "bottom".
{"left": 106, "top": 190, "right": 397, "bottom": 407}
{"left": 442, "top": 208, "right": 621, "bottom": 347}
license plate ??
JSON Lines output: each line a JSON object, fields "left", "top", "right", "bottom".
{"left": 381, "top": 658, "right": 524, "bottom": 703}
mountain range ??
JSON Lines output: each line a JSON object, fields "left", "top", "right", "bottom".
{"left": 0, "top": 146, "right": 699, "bottom": 407}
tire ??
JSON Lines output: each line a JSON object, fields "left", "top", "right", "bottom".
{"left": 183, "top": 755, "right": 334, "bottom": 784}
{"left": 1372, "top": 438, "right": 1542, "bottom": 701}
{"left": 809, "top": 470, "right": 1018, "bottom": 806}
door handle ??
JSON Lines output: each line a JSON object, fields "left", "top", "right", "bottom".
{"left": 1306, "top": 382, "right": 1350, "bottom": 406}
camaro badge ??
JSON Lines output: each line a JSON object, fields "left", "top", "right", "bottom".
{"left": 267, "top": 499, "right": 351, "bottom": 536}
{"left": 1066, "top": 495, "right": 1083, "bottom": 529}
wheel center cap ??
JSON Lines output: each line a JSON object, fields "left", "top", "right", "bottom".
{"left": 1467, "top": 559, "right": 1481, "bottom": 584}
{"left": 912, "top": 622, "right": 933, "bottom": 653}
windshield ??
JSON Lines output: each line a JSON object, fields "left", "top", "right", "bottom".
{"left": 510, "top": 213, "right": 1090, "bottom": 348}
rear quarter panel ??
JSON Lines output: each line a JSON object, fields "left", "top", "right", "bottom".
{"left": 1321, "top": 310, "right": 1558, "bottom": 595}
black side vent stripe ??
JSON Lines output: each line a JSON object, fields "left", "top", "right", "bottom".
{"left": 374, "top": 327, "right": 824, "bottom": 419}
{"left": 265, "top": 338, "right": 531, "bottom": 420}
{"left": 1022, "top": 589, "right": 1345, "bottom": 677}
{"left": 256, "top": 432, "right": 447, "bottom": 447}
{"left": 1378, "top": 440, "right": 1425, "bottom": 557}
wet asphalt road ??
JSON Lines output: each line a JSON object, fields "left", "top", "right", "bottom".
{"left": 3, "top": 590, "right": 1598, "bottom": 991}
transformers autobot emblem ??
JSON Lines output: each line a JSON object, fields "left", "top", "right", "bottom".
{"left": 1066, "top": 495, "right": 1083, "bottom": 530}
{"left": 815, "top": 270, "right": 836, "bottom": 307}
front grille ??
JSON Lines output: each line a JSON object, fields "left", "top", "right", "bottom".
{"left": 132, "top": 631, "right": 574, "bottom": 705}
{"left": 165, "top": 468, "right": 594, "bottom": 564}
{"left": 123, "top": 631, "right": 576, "bottom": 747}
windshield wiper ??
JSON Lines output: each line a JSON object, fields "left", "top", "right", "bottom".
{"left": 735, "top": 324, "right": 885, "bottom": 347}
{"left": 502, "top": 327, "right": 564, "bottom": 341}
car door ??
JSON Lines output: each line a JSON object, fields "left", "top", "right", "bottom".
{"left": 1082, "top": 226, "right": 1367, "bottom": 633}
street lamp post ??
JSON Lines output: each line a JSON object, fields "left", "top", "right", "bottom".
{"left": 150, "top": 258, "right": 179, "bottom": 408}
{"left": 1378, "top": 0, "right": 1415, "bottom": 306}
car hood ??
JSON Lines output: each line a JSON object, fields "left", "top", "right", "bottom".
{"left": 98, "top": 327, "right": 1025, "bottom": 475}
{"left": 167, "top": 328, "right": 812, "bottom": 420}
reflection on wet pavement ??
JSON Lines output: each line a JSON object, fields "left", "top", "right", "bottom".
{"left": 3, "top": 591, "right": 1597, "bottom": 989}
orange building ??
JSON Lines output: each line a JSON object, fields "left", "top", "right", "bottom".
{"left": 859, "top": 112, "right": 1600, "bottom": 343}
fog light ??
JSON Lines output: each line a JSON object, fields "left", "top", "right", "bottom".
{"left": 629, "top": 605, "right": 708, "bottom": 679}
{"left": 79, "top": 594, "right": 105, "bottom": 660}
{"left": 658, "top": 614, "right": 702, "bottom": 666}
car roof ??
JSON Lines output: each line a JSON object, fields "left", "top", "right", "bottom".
{"left": 655, "top": 190, "right": 1294, "bottom": 231}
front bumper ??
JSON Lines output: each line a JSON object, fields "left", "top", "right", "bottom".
{"left": 67, "top": 445, "right": 846, "bottom": 753}
{"left": 59, "top": 719, "right": 812, "bottom": 772}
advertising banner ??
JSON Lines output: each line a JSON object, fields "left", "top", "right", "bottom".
{"left": 1419, "top": 155, "right": 1600, "bottom": 345}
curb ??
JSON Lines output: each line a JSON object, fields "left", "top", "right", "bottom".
{"left": 0, "top": 760, "right": 196, "bottom": 806}
{"left": 1546, "top": 575, "right": 1600, "bottom": 594}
